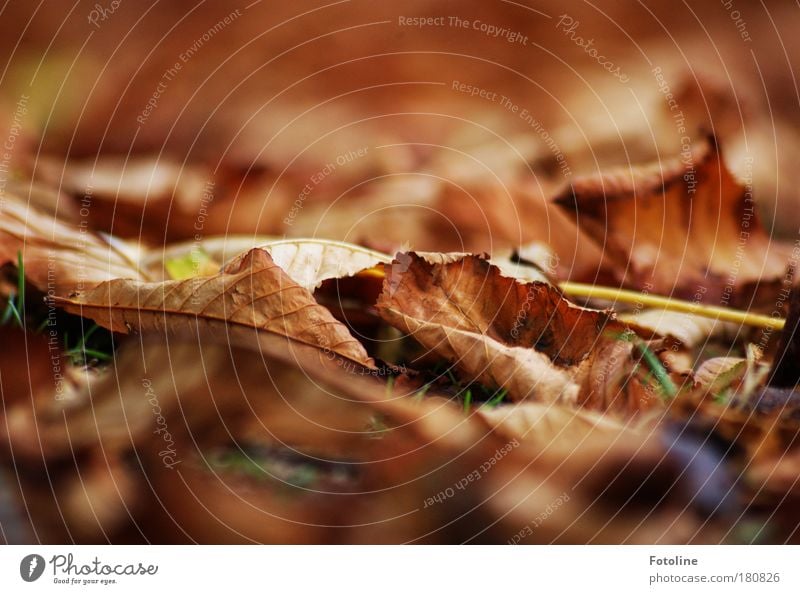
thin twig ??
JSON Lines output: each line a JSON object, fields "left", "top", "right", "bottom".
{"left": 355, "top": 262, "right": 786, "bottom": 331}
{"left": 559, "top": 282, "right": 784, "bottom": 330}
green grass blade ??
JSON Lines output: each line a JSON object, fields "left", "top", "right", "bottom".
{"left": 462, "top": 388, "right": 472, "bottom": 413}
{"left": 483, "top": 388, "right": 508, "bottom": 408}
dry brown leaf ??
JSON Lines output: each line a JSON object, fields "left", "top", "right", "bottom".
{"left": 1, "top": 323, "right": 732, "bottom": 544}
{"left": 0, "top": 192, "right": 145, "bottom": 295}
{"left": 0, "top": 336, "right": 382, "bottom": 543}
{"left": 0, "top": 327, "right": 70, "bottom": 409}
{"left": 554, "top": 137, "right": 791, "bottom": 306}
{"left": 150, "top": 443, "right": 359, "bottom": 544}
{"left": 435, "top": 179, "right": 607, "bottom": 280}
{"left": 689, "top": 350, "right": 787, "bottom": 463}
{"left": 35, "top": 156, "right": 299, "bottom": 244}
{"left": 57, "top": 451, "right": 140, "bottom": 542}
{"left": 578, "top": 337, "right": 668, "bottom": 414}
{"left": 746, "top": 444, "right": 800, "bottom": 519}
{"left": 376, "top": 252, "right": 613, "bottom": 403}
{"left": 350, "top": 394, "right": 726, "bottom": 544}
{"left": 3, "top": 178, "right": 78, "bottom": 223}
{"left": 42, "top": 157, "right": 210, "bottom": 211}
{"left": 0, "top": 336, "right": 378, "bottom": 462}
{"left": 285, "top": 175, "right": 448, "bottom": 253}
{"left": 53, "top": 248, "right": 372, "bottom": 367}
{"left": 38, "top": 157, "right": 213, "bottom": 242}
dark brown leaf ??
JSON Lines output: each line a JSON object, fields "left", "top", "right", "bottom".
{"left": 555, "top": 137, "right": 791, "bottom": 306}
{"left": 376, "top": 252, "right": 614, "bottom": 403}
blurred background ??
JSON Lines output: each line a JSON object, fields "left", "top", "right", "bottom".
{"left": 0, "top": 0, "right": 798, "bottom": 273}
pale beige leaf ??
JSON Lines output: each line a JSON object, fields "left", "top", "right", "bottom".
{"left": 620, "top": 309, "right": 732, "bottom": 347}
{"left": 54, "top": 248, "right": 372, "bottom": 366}
{"left": 232, "top": 238, "right": 391, "bottom": 291}
{"left": 141, "top": 235, "right": 277, "bottom": 280}
{"left": 695, "top": 344, "right": 767, "bottom": 400}
{"left": 477, "top": 401, "right": 637, "bottom": 447}
{"left": 0, "top": 192, "right": 145, "bottom": 294}
{"left": 695, "top": 357, "right": 747, "bottom": 391}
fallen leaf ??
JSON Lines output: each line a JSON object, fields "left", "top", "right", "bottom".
{"left": 695, "top": 344, "right": 768, "bottom": 402}
{"left": 351, "top": 394, "right": 727, "bottom": 544}
{"left": 620, "top": 309, "right": 733, "bottom": 348}
{"left": 436, "top": 179, "right": 607, "bottom": 281}
{"left": 36, "top": 156, "right": 301, "bottom": 244}
{"left": 578, "top": 337, "right": 668, "bottom": 414}
{"left": 0, "top": 192, "right": 145, "bottom": 295}
{"left": 164, "top": 248, "right": 219, "bottom": 280}
{"left": 226, "top": 238, "right": 391, "bottom": 291}
{"left": 37, "top": 156, "right": 213, "bottom": 243}
{"left": 0, "top": 336, "right": 381, "bottom": 542}
{"left": 376, "top": 252, "right": 614, "bottom": 403}
{"left": 695, "top": 357, "right": 748, "bottom": 394}
{"left": 141, "top": 235, "right": 277, "bottom": 280}
{"left": 476, "top": 401, "right": 639, "bottom": 447}
{"left": 554, "top": 137, "right": 791, "bottom": 306}
{"left": 53, "top": 248, "right": 373, "bottom": 367}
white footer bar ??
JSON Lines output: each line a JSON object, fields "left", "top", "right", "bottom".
{"left": 0, "top": 546, "right": 796, "bottom": 593}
